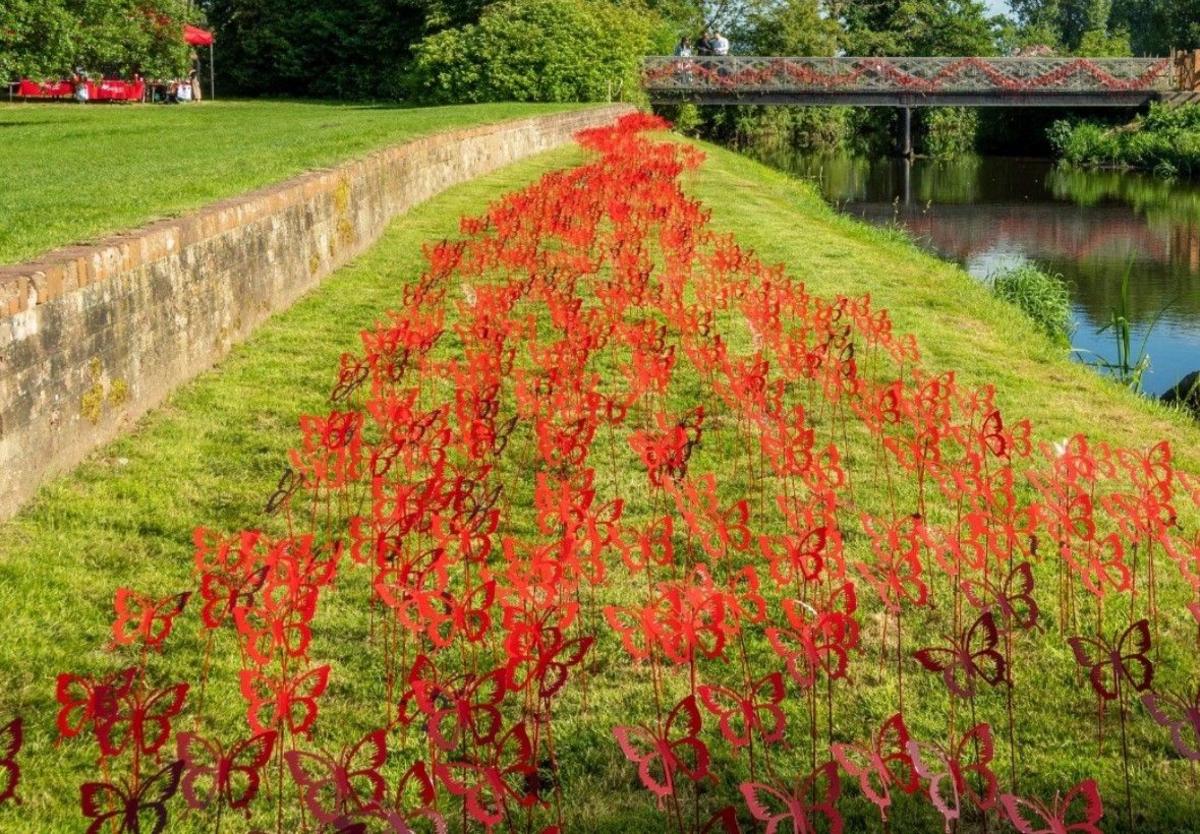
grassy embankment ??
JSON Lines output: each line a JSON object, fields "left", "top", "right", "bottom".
{"left": 1050, "top": 103, "right": 1200, "bottom": 176}
{"left": 0, "top": 99, "right": 583, "bottom": 265}
{"left": 1, "top": 137, "right": 1199, "bottom": 832}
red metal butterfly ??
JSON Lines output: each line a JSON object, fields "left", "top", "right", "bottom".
{"left": 79, "top": 760, "right": 183, "bottom": 834}
{"left": 1067, "top": 618, "right": 1154, "bottom": 701}
{"left": 285, "top": 729, "right": 389, "bottom": 823}
{"left": 613, "top": 695, "right": 711, "bottom": 799}
{"left": 913, "top": 611, "right": 1006, "bottom": 699}
{"left": 1000, "top": 778, "right": 1105, "bottom": 834}
{"left": 830, "top": 712, "right": 918, "bottom": 820}
{"left": 177, "top": 730, "right": 277, "bottom": 812}
{"left": 738, "top": 761, "right": 843, "bottom": 834}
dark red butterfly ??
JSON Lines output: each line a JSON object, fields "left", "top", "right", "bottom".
{"left": 739, "top": 761, "right": 843, "bottom": 834}
{"left": 613, "top": 695, "right": 710, "bottom": 798}
{"left": 913, "top": 612, "right": 1006, "bottom": 698}
{"left": 239, "top": 664, "right": 330, "bottom": 737}
{"left": 906, "top": 723, "right": 997, "bottom": 831}
{"left": 0, "top": 717, "right": 21, "bottom": 806}
{"left": 177, "top": 730, "right": 277, "bottom": 812}
{"left": 435, "top": 759, "right": 507, "bottom": 827}
{"left": 1140, "top": 687, "right": 1200, "bottom": 760}
{"left": 503, "top": 626, "right": 593, "bottom": 701}
{"left": 95, "top": 682, "right": 189, "bottom": 759}
{"left": 199, "top": 565, "right": 269, "bottom": 630}
{"left": 1067, "top": 619, "right": 1154, "bottom": 701}
{"left": 286, "top": 729, "right": 388, "bottom": 823}
{"left": 697, "top": 672, "right": 786, "bottom": 748}
{"left": 79, "top": 760, "right": 183, "bottom": 834}
{"left": 402, "top": 656, "right": 506, "bottom": 752}
{"left": 1000, "top": 778, "right": 1104, "bottom": 834}
{"left": 110, "top": 589, "right": 192, "bottom": 651}
{"left": 831, "top": 713, "right": 917, "bottom": 820}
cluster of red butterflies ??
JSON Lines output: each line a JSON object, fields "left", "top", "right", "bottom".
{"left": 8, "top": 114, "right": 1200, "bottom": 834}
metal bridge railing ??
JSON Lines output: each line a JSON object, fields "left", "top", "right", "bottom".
{"left": 642, "top": 56, "right": 1175, "bottom": 95}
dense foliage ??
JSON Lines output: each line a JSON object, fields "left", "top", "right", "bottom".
{"left": 1049, "top": 104, "right": 1200, "bottom": 176}
{"left": 409, "top": 0, "right": 668, "bottom": 104}
{"left": 1, "top": 0, "right": 193, "bottom": 81}
{"left": 989, "top": 263, "right": 1073, "bottom": 343}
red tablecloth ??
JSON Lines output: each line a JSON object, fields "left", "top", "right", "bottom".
{"left": 16, "top": 79, "right": 145, "bottom": 102}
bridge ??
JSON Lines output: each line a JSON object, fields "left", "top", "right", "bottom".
{"left": 643, "top": 53, "right": 1200, "bottom": 109}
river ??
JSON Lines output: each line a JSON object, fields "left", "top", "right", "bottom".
{"left": 750, "top": 151, "right": 1200, "bottom": 397}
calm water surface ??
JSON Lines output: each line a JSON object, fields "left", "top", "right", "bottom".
{"left": 753, "top": 151, "right": 1200, "bottom": 396}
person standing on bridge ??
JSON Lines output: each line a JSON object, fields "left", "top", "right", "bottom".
{"left": 674, "top": 37, "right": 693, "bottom": 58}
{"left": 712, "top": 31, "right": 730, "bottom": 56}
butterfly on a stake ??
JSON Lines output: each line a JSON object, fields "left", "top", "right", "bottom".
{"left": 913, "top": 611, "right": 1006, "bottom": 699}
{"left": 110, "top": 588, "right": 192, "bottom": 652}
{"left": 1140, "top": 687, "right": 1200, "bottom": 761}
{"left": 0, "top": 717, "right": 21, "bottom": 806}
{"left": 285, "top": 729, "right": 389, "bottom": 824}
{"left": 95, "top": 681, "right": 189, "bottom": 760}
{"left": 697, "top": 672, "right": 786, "bottom": 749}
{"left": 906, "top": 723, "right": 998, "bottom": 832}
{"left": 79, "top": 760, "right": 183, "bottom": 834}
{"left": 1067, "top": 618, "right": 1154, "bottom": 701}
{"left": 1000, "top": 778, "right": 1105, "bottom": 834}
{"left": 177, "top": 730, "right": 277, "bottom": 813}
{"left": 738, "top": 761, "right": 843, "bottom": 834}
{"left": 830, "top": 712, "right": 918, "bottom": 821}
{"left": 239, "top": 664, "right": 330, "bottom": 738}
{"left": 55, "top": 667, "right": 139, "bottom": 742}
{"left": 612, "top": 695, "right": 711, "bottom": 799}
{"left": 960, "top": 561, "right": 1040, "bottom": 632}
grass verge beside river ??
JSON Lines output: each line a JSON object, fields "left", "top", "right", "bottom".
{"left": 0, "top": 99, "right": 582, "bottom": 265}
{"left": 1, "top": 136, "right": 1198, "bottom": 831}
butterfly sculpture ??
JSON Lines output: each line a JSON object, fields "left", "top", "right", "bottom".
{"left": 739, "top": 761, "right": 843, "bottom": 834}
{"left": 177, "top": 730, "right": 277, "bottom": 812}
{"left": 830, "top": 712, "right": 917, "bottom": 820}
{"left": 906, "top": 723, "right": 997, "bottom": 832}
{"left": 1000, "top": 778, "right": 1105, "bottom": 834}
{"left": 79, "top": 760, "right": 183, "bottom": 834}
{"left": 913, "top": 611, "right": 1006, "bottom": 698}
{"left": 1140, "top": 687, "right": 1200, "bottom": 760}
{"left": 1067, "top": 619, "right": 1154, "bottom": 701}
{"left": 697, "top": 672, "right": 787, "bottom": 749}
{"left": 110, "top": 589, "right": 192, "bottom": 651}
{"left": 285, "top": 729, "right": 389, "bottom": 823}
{"left": 613, "top": 695, "right": 711, "bottom": 799}
{"left": 0, "top": 717, "right": 21, "bottom": 806}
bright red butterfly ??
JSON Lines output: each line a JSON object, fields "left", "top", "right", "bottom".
{"left": 830, "top": 713, "right": 917, "bottom": 820}
{"left": 913, "top": 611, "right": 1006, "bottom": 699}
{"left": 239, "top": 664, "right": 330, "bottom": 737}
{"left": 286, "top": 729, "right": 389, "bottom": 824}
{"left": 110, "top": 589, "right": 192, "bottom": 651}
{"left": 697, "top": 672, "right": 786, "bottom": 748}
{"left": 79, "top": 760, "right": 183, "bottom": 834}
{"left": 55, "top": 667, "right": 138, "bottom": 741}
{"left": 739, "top": 761, "right": 843, "bottom": 834}
{"left": 613, "top": 695, "right": 710, "bottom": 799}
{"left": 1000, "top": 778, "right": 1105, "bottom": 834}
{"left": 177, "top": 730, "right": 277, "bottom": 812}
{"left": 1067, "top": 619, "right": 1154, "bottom": 701}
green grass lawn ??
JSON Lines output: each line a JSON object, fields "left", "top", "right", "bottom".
{"left": 1, "top": 136, "right": 1199, "bottom": 832}
{"left": 0, "top": 99, "right": 583, "bottom": 265}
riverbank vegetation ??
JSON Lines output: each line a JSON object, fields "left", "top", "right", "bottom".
{"left": 1049, "top": 104, "right": 1200, "bottom": 177}
{"left": 989, "top": 263, "right": 1073, "bottom": 345}
{"left": 0, "top": 100, "right": 579, "bottom": 264}
{"left": 4, "top": 121, "right": 1200, "bottom": 833}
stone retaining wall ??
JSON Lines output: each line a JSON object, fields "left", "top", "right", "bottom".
{"left": 0, "top": 104, "right": 635, "bottom": 520}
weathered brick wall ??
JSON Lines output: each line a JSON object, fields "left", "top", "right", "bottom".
{"left": 0, "top": 104, "right": 635, "bottom": 520}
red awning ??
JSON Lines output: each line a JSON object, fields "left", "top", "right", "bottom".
{"left": 184, "top": 24, "right": 214, "bottom": 46}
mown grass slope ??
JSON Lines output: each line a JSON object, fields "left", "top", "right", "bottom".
{"left": 0, "top": 100, "right": 582, "bottom": 265}
{"left": 0, "top": 136, "right": 1198, "bottom": 833}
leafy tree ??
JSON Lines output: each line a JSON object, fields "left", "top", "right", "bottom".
{"left": 738, "top": 0, "right": 839, "bottom": 56}
{"left": 837, "top": 0, "right": 996, "bottom": 56}
{"left": 201, "top": 0, "right": 428, "bottom": 97}
{"left": 409, "top": 0, "right": 668, "bottom": 103}
{"left": 2, "top": 0, "right": 192, "bottom": 81}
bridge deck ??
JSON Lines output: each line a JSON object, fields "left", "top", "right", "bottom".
{"left": 644, "top": 56, "right": 1176, "bottom": 107}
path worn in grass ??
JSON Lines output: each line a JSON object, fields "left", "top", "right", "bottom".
{"left": 1, "top": 138, "right": 1198, "bottom": 832}
{"left": 0, "top": 100, "right": 581, "bottom": 265}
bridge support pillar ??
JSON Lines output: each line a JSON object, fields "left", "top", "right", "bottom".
{"left": 897, "top": 107, "right": 914, "bottom": 158}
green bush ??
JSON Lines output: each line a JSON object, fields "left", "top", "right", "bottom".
{"left": 409, "top": 0, "right": 667, "bottom": 104}
{"left": 1049, "top": 104, "right": 1200, "bottom": 175}
{"left": 990, "top": 263, "right": 1073, "bottom": 344}
{"left": 922, "top": 107, "right": 980, "bottom": 157}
